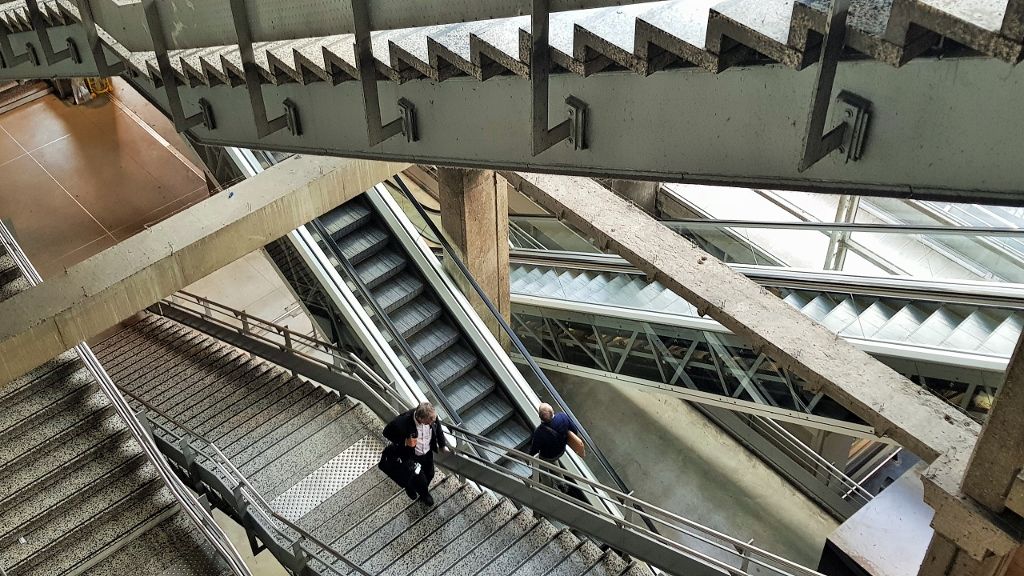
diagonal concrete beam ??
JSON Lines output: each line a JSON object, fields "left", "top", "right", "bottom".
{"left": 502, "top": 171, "right": 979, "bottom": 463}
{"left": 0, "top": 155, "right": 408, "bottom": 387}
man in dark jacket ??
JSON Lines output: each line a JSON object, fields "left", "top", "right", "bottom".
{"left": 382, "top": 402, "right": 448, "bottom": 506}
{"left": 528, "top": 403, "right": 580, "bottom": 492}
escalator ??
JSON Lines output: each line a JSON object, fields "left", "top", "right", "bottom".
{"left": 307, "top": 196, "right": 535, "bottom": 470}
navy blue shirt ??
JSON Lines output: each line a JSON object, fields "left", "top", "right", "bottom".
{"left": 528, "top": 413, "right": 580, "bottom": 459}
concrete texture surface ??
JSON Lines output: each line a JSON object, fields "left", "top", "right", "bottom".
{"left": 547, "top": 371, "right": 837, "bottom": 567}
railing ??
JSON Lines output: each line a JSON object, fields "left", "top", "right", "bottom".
{"left": 154, "top": 290, "right": 408, "bottom": 413}
{"left": 741, "top": 414, "right": 873, "bottom": 507}
{"left": 389, "top": 174, "right": 662, "bottom": 533}
{"left": 118, "top": 389, "right": 372, "bottom": 576}
{"left": 147, "top": 286, "right": 829, "bottom": 576}
{"left": 0, "top": 221, "right": 253, "bottom": 576}
{"left": 447, "top": 425, "right": 828, "bottom": 576}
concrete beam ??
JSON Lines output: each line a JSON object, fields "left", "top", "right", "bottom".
{"left": 0, "top": 155, "right": 407, "bottom": 386}
{"left": 503, "top": 171, "right": 980, "bottom": 463}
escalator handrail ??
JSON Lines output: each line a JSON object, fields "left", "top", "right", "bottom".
{"left": 308, "top": 218, "right": 465, "bottom": 426}
{"left": 390, "top": 175, "right": 656, "bottom": 530}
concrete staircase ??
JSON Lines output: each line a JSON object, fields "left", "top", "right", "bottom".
{"left": 0, "top": 244, "right": 230, "bottom": 576}
{"left": 95, "top": 314, "right": 652, "bottom": 576}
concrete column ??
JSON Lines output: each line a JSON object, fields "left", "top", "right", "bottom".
{"left": 437, "top": 167, "right": 510, "bottom": 338}
{"left": 963, "top": 332, "right": 1024, "bottom": 511}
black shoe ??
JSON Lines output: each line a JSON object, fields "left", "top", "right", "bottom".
{"left": 405, "top": 486, "right": 417, "bottom": 500}
{"left": 420, "top": 493, "right": 434, "bottom": 507}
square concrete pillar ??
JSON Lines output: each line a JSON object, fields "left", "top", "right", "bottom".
{"left": 437, "top": 167, "right": 510, "bottom": 338}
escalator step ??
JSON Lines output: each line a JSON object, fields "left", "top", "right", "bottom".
{"left": 337, "top": 225, "right": 390, "bottom": 264}
{"left": 407, "top": 322, "right": 461, "bottom": 363}
{"left": 390, "top": 297, "right": 443, "bottom": 338}
{"left": 321, "top": 202, "right": 372, "bottom": 240}
{"left": 444, "top": 369, "right": 496, "bottom": 413}
{"left": 462, "top": 395, "right": 515, "bottom": 437}
{"left": 356, "top": 249, "right": 407, "bottom": 289}
{"left": 424, "top": 345, "right": 477, "bottom": 387}
{"left": 374, "top": 273, "right": 425, "bottom": 313}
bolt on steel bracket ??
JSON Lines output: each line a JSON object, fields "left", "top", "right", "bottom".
{"left": 531, "top": 0, "right": 587, "bottom": 155}
{"left": 798, "top": 0, "right": 871, "bottom": 172}
{"left": 351, "top": 0, "right": 418, "bottom": 146}
{"left": 144, "top": 0, "right": 215, "bottom": 132}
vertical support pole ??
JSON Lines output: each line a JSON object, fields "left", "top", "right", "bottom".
{"left": 963, "top": 332, "right": 1024, "bottom": 511}
{"left": 824, "top": 194, "right": 860, "bottom": 271}
{"left": 25, "top": 0, "right": 71, "bottom": 65}
{"left": 77, "top": 0, "right": 125, "bottom": 76}
{"left": 437, "top": 167, "right": 511, "bottom": 340}
{"left": 797, "top": 0, "right": 871, "bottom": 172}
{"left": 143, "top": 0, "right": 213, "bottom": 132}
{"left": 530, "top": 0, "right": 587, "bottom": 155}
{"left": 350, "top": 0, "right": 416, "bottom": 145}
{"left": 228, "top": 0, "right": 296, "bottom": 137}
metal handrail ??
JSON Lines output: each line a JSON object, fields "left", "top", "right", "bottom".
{"left": 142, "top": 287, "right": 825, "bottom": 576}
{"left": 510, "top": 214, "right": 1024, "bottom": 237}
{"left": 117, "top": 387, "right": 372, "bottom": 576}
{"left": 307, "top": 218, "right": 465, "bottom": 426}
{"left": 744, "top": 415, "right": 872, "bottom": 504}
{"left": 154, "top": 291, "right": 409, "bottom": 412}
{"left": 507, "top": 247, "right": 1024, "bottom": 309}
{"left": 446, "top": 424, "right": 826, "bottom": 576}
{"left": 0, "top": 222, "right": 252, "bottom": 576}
{"left": 390, "top": 175, "right": 656, "bottom": 529}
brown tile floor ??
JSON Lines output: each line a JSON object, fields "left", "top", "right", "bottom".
{"left": 0, "top": 84, "right": 207, "bottom": 278}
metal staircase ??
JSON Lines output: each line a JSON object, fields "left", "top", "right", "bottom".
{"left": 0, "top": 1, "right": 1021, "bottom": 201}
{"left": 314, "top": 197, "right": 535, "bottom": 469}
{"left": 0, "top": 240, "right": 234, "bottom": 576}
{"left": 96, "top": 314, "right": 655, "bottom": 576}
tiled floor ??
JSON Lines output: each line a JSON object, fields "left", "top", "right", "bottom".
{"left": 0, "top": 84, "right": 206, "bottom": 278}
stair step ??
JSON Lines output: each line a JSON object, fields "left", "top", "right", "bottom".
{"left": 510, "top": 529, "right": 581, "bottom": 575}
{"left": 477, "top": 519, "right": 557, "bottom": 576}
{"left": 298, "top": 467, "right": 396, "bottom": 532}
{"left": 0, "top": 363, "right": 90, "bottom": 437}
{"left": 84, "top": 512, "right": 228, "bottom": 576}
{"left": 360, "top": 485, "right": 484, "bottom": 574}
{"left": 407, "top": 497, "right": 520, "bottom": 576}
{"left": 337, "top": 225, "right": 391, "bottom": 264}
{"left": 407, "top": 321, "right": 461, "bottom": 363}
{"left": 0, "top": 388, "right": 113, "bottom": 468}
{"left": 391, "top": 296, "right": 444, "bottom": 338}
{"left": 209, "top": 380, "right": 324, "bottom": 451}
{"left": 356, "top": 249, "right": 408, "bottom": 289}
{"left": 169, "top": 362, "right": 278, "bottom": 425}
{"left": 234, "top": 394, "right": 353, "bottom": 472}
{"left": 374, "top": 273, "right": 426, "bottom": 313}
{"left": 201, "top": 375, "right": 308, "bottom": 441}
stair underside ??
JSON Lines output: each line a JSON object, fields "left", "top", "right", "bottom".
{"left": 1, "top": 0, "right": 1021, "bottom": 94}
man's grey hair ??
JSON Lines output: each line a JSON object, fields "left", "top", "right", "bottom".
{"left": 538, "top": 403, "right": 554, "bottom": 422}
{"left": 414, "top": 402, "right": 436, "bottom": 423}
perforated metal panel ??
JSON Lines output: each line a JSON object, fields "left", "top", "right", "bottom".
{"left": 271, "top": 436, "right": 385, "bottom": 521}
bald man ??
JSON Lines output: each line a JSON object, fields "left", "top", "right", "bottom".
{"left": 527, "top": 403, "right": 580, "bottom": 492}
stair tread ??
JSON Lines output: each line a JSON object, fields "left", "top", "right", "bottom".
{"left": 375, "top": 273, "right": 426, "bottom": 313}
{"left": 391, "top": 296, "right": 444, "bottom": 337}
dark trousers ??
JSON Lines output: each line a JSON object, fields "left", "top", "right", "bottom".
{"left": 410, "top": 451, "right": 435, "bottom": 497}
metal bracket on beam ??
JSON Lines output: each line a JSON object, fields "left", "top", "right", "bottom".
{"left": 351, "top": 0, "right": 417, "bottom": 145}
{"left": 76, "top": 0, "right": 125, "bottom": 76}
{"left": 797, "top": 0, "right": 871, "bottom": 172}
{"left": 229, "top": 0, "right": 298, "bottom": 138}
{"left": 25, "top": 0, "right": 73, "bottom": 65}
{"left": 531, "top": 0, "right": 587, "bottom": 155}
{"left": 0, "top": 26, "right": 32, "bottom": 69}
{"left": 143, "top": 0, "right": 214, "bottom": 132}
